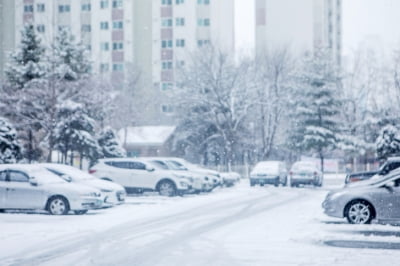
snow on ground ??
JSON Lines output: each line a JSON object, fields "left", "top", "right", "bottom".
{"left": 2, "top": 174, "right": 400, "bottom": 266}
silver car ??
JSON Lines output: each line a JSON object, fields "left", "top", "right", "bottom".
{"left": 0, "top": 164, "right": 103, "bottom": 215}
{"left": 323, "top": 169, "right": 400, "bottom": 224}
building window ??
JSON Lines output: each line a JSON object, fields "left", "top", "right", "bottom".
{"left": 197, "top": 0, "right": 210, "bottom": 4}
{"left": 176, "top": 39, "right": 185, "bottom": 47}
{"left": 112, "top": 0, "right": 123, "bottom": 8}
{"left": 162, "top": 61, "right": 173, "bottom": 70}
{"left": 161, "top": 105, "right": 174, "bottom": 113}
{"left": 113, "top": 21, "right": 123, "bottom": 29}
{"left": 197, "top": 18, "right": 210, "bottom": 26}
{"left": 161, "top": 19, "right": 173, "bottom": 27}
{"left": 176, "top": 60, "right": 185, "bottom": 68}
{"left": 176, "top": 0, "right": 184, "bottom": 4}
{"left": 100, "top": 0, "right": 109, "bottom": 9}
{"left": 161, "top": 83, "right": 173, "bottom": 91}
{"left": 82, "top": 3, "right": 91, "bottom": 11}
{"left": 100, "top": 22, "right": 109, "bottom": 30}
{"left": 100, "top": 63, "right": 109, "bottom": 72}
{"left": 176, "top": 18, "right": 185, "bottom": 26}
{"left": 36, "top": 3, "right": 45, "bottom": 12}
{"left": 36, "top": 24, "right": 45, "bottom": 33}
{"left": 113, "top": 63, "right": 124, "bottom": 71}
{"left": 113, "top": 42, "right": 123, "bottom": 50}
{"left": 58, "top": 5, "right": 71, "bottom": 13}
{"left": 81, "top": 25, "right": 91, "bottom": 32}
{"left": 161, "top": 40, "right": 173, "bottom": 48}
{"left": 100, "top": 42, "right": 110, "bottom": 51}
{"left": 58, "top": 25, "right": 70, "bottom": 32}
{"left": 24, "top": 5, "right": 33, "bottom": 12}
{"left": 162, "top": 0, "right": 172, "bottom": 5}
{"left": 197, "top": 39, "right": 210, "bottom": 47}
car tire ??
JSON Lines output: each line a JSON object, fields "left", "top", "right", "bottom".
{"left": 282, "top": 177, "right": 288, "bottom": 187}
{"left": 345, "top": 200, "right": 374, "bottom": 224}
{"left": 157, "top": 180, "right": 176, "bottom": 197}
{"left": 74, "top": 210, "right": 88, "bottom": 215}
{"left": 47, "top": 196, "right": 69, "bottom": 215}
{"left": 250, "top": 180, "right": 255, "bottom": 187}
{"left": 274, "top": 178, "right": 280, "bottom": 187}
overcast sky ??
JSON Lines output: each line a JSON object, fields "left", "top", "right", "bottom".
{"left": 234, "top": 0, "right": 400, "bottom": 56}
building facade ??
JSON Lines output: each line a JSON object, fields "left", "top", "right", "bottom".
{"left": 255, "top": 0, "right": 341, "bottom": 67}
{"left": 0, "top": 0, "right": 16, "bottom": 86}
{"left": 0, "top": 0, "right": 235, "bottom": 126}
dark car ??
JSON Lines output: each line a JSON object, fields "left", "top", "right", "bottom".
{"left": 345, "top": 157, "right": 400, "bottom": 184}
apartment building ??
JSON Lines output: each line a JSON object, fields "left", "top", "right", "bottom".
{"left": 0, "top": 0, "right": 235, "bottom": 125}
{"left": 255, "top": 0, "right": 342, "bottom": 67}
{"left": 0, "top": 0, "right": 16, "bottom": 86}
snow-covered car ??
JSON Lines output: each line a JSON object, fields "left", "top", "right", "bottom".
{"left": 142, "top": 157, "right": 213, "bottom": 193}
{"left": 323, "top": 168, "right": 400, "bottom": 224}
{"left": 89, "top": 158, "right": 192, "bottom": 196}
{"left": 344, "top": 157, "right": 400, "bottom": 184}
{"left": 250, "top": 161, "right": 287, "bottom": 187}
{"left": 41, "top": 163, "right": 126, "bottom": 207}
{"left": 289, "top": 161, "right": 323, "bottom": 187}
{"left": 164, "top": 158, "right": 222, "bottom": 188}
{"left": 0, "top": 164, "right": 103, "bottom": 215}
{"left": 220, "top": 172, "right": 241, "bottom": 187}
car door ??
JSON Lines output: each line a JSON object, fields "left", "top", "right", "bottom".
{"left": 107, "top": 161, "right": 135, "bottom": 187}
{"left": 129, "top": 161, "right": 155, "bottom": 189}
{"left": 376, "top": 178, "right": 400, "bottom": 219}
{"left": 0, "top": 171, "right": 7, "bottom": 208}
{"left": 5, "top": 170, "right": 45, "bottom": 209}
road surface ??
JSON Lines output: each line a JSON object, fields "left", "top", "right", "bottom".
{"left": 2, "top": 177, "right": 400, "bottom": 266}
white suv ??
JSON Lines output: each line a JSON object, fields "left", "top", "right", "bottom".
{"left": 89, "top": 158, "right": 192, "bottom": 196}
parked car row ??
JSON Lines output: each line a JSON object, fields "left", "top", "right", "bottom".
{"left": 250, "top": 160, "right": 323, "bottom": 187}
{"left": 89, "top": 157, "right": 241, "bottom": 197}
{"left": 0, "top": 164, "right": 125, "bottom": 215}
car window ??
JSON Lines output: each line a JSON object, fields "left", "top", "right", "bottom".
{"left": 0, "top": 171, "right": 7, "bottom": 181}
{"left": 129, "top": 162, "right": 146, "bottom": 170}
{"left": 151, "top": 160, "right": 169, "bottom": 170}
{"left": 105, "top": 161, "right": 130, "bottom": 169}
{"left": 9, "top": 171, "right": 29, "bottom": 182}
{"left": 389, "top": 162, "right": 400, "bottom": 172}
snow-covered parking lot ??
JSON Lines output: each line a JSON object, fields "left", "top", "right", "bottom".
{"left": 2, "top": 174, "right": 400, "bottom": 266}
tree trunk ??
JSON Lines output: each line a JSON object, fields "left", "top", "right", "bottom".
{"left": 28, "top": 129, "right": 33, "bottom": 163}
{"left": 319, "top": 152, "right": 324, "bottom": 173}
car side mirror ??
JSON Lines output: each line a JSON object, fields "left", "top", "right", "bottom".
{"left": 146, "top": 166, "right": 155, "bottom": 172}
{"left": 30, "top": 178, "right": 38, "bottom": 186}
{"left": 61, "top": 174, "right": 72, "bottom": 182}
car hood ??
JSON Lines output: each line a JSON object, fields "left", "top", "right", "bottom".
{"left": 43, "top": 181, "right": 100, "bottom": 194}
{"left": 79, "top": 179, "right": 125, "bottom": 191}
{"left": 347, "top": 170, "right": 379, "bottom": 178}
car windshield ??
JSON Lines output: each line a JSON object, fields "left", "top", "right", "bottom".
{"left": 253, "top": 163, "right": 279, "bottom": 173}
{"left": 47, "top": 165, "right": 96, "bottom": 181}
{"left": 30, "top": 168, "right": 69, "bottom": 185}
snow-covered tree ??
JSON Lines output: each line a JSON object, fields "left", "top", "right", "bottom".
{"left": 288, "top": 50, "right": 342, "bottom": 172}
{"left": 0, "top": 117, "right": 22, "bottom": 164}
{"left": 253, "top": 48, "right": 294, "bottom": 160}
{"left": 376, "top": 125, "right": 400, "bottom": 161}
{"left": 5, "top": 24, "right": 47, "bottom": 90}
{"left": 173, "top": 47, "right": 257, "bottom": 169}
{"left": 54, "top": 101, "right": 101, "bottom": 168}
{"left": 97, "top": 127, "right": 126, "bottom": 158}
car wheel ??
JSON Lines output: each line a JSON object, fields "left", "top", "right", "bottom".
{"left": 282, "top": 177, "right": 288, "bottom": 187}
{"left": 74, "top": 210, "right": 88, "bottom": 215}
{"left": 346, "top": 201, "right": 374, "bottom": 224}
{"left": 47, "top": 196, "right": 69, "bottom": 215}
{"left": 250, "top": 180, "right": 255, "bottom": 187}
{"left": 158, "top": 180, "right": 176, "bottom": 197}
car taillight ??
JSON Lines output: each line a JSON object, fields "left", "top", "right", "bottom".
{"left": 89, "top": 169, "right": 96, "bottom": 174}
{"left": 349, "top": 177, "right": 361, "bottom": 183}
{"left": 313, "top": 171, "right": 318, "bottom": 176}
{"left": 289, "top": 171, "right": 293, "bottom": 176}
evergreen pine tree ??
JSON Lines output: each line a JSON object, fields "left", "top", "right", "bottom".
{"left": 288, "top": 50, "right": 341, "bottom": 171}
{"left": 97, "top": 127, "right": 126, "bottom": 158}
{"left": 376, "top": 125, "right": 400, "bottom": 161}
{"left": 5, "top": 24, "right": 46, "bottom": 90}
{"left": 0, "top": 117, "right": 22, "bottom": 164}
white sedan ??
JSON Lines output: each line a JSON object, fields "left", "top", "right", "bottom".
{"left": 0, "top": 164, "right": 103, "bottom": 215}
{"left": 41, "top": 163, "right": 126, "bottom": 207}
